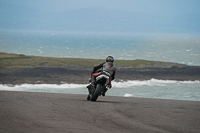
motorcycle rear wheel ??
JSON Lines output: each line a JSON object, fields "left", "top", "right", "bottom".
{"left": 91, "top": 84, "right": 102, "bottom": 101}
{"left": 87, "top": 95, "right": 91, "bottom": 100}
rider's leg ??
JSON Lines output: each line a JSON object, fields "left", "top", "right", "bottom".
{"left": 91, "top": 75, "right": 96, "bottom": 86}
{"left": 87, "top": 75, "right": 96, "bottom": 89}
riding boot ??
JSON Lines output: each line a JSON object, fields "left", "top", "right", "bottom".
{"left": 87, "top": 75, "right": 96, "bottom": 88}
{"left": 102, "top": 89, "right": 108, "bottom": 96}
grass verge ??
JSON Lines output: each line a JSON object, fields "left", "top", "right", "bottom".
{"left": 0, "top": 52, "right": 170, "bottom": 68}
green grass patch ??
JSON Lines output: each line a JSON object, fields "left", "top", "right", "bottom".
{"left": 0, "top": 52, "right": 166, "bottom": 68}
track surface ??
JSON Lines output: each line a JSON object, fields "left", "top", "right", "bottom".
{"left": 0, "top": 91, "right": 200, "bottom": 133}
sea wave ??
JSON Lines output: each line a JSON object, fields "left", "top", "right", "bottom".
{"left": 0, "top": 83, "right": 86, "bottom": 92}
{"left": 112, "top": 79, "right": 200, "bottom": 88}
{"left": 0, "top": 79, "right": 199, "bottom": 91}
{"left": 1, "top": 79, "right": 200, "bottom": 101}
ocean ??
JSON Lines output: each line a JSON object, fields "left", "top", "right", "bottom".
{"left": 0, "top": 30, "right": 200, "bottom": 101}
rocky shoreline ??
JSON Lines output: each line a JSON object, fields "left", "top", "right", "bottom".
{"left": 1, "top": 63, "right": 200, "bottom": 84}
{"left": 0, "top": 52, "right": 200, "bottom": 84}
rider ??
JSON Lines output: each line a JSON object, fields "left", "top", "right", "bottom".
{"left": 87, "top": 56, "right": 116, "bottom": 96}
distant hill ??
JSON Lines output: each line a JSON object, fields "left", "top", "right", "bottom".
{"left": 0, "top": 1, "right": 200, "bottom": 34}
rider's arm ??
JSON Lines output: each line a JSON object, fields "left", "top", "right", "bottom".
{"left": 111, "top": 68, "right": 116, "bottom": 80}
{"left": 91, "top": 62, "right": 105, "bottom": 74}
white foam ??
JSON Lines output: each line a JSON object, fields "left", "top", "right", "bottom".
{"left": 0, "top": 79, "right": 199, "bottom": 92}
{"left": 112, "top": 79, "right": 200, "bottom": 88}
{"left": 124, "top": 93, "right": 133, "bottom": 97}
{"left": 0, "top": 83, "right": 87, "bottom": 92}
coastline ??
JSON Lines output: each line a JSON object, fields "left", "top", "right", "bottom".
{"left": 0, "top": 53, "right": 200, "bottom": 84}
{"left": 0, "top": 65, "right": 200, "bottom": 84}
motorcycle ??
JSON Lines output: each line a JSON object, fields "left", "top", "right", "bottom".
{"left": 87, "top": 72, "right": 111, "bottom": 101}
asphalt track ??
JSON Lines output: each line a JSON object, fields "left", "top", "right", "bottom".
{"left": 0, "top": 91, "right": 200, "bottom": 133}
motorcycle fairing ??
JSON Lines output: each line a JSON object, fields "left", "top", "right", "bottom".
{"left": 96, "top": 74, "right": 109, "bottom": 85}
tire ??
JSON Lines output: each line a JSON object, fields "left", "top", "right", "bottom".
{"left": 91, "top": 84, "right": 102, "bottom": 101}
{"left": 87, "top": 95, "right": 91, "bottom": 100}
